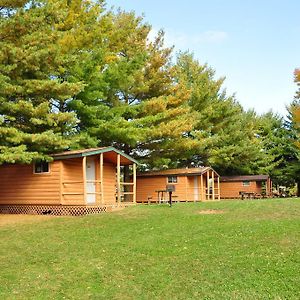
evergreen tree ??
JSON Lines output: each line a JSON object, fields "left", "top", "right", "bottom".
{"left": 257, "top": 112, "right": 296, "bottom": 187}
{"left": 292, "top": 69, "right": 300, "bottom": 148}
{"left": 174, "top": 52, "right": 272, "bottom": 175}
{"left": 0, "top": 0, "right": 88, "bottom": 163}
{"left": 284, "top": 102, "right": 300, "bottom": 196}
{"left": 67, "top": 11, "right": 195, "bottom": 169}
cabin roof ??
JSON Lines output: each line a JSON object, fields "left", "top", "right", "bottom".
{"left": 220, "top": 175, "right": 269, "bottom": 182}
{"left": 52, "top": 147, "right": 138, "bottom": 165}
{"left": 137, "top": 167, "right": 219, "bottom": 177}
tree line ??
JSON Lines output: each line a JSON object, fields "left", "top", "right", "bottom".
{"left": 0, "top": 0, "right": 299, "bottom": 193}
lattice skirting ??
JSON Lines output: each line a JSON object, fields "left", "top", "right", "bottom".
{"left": 0, "top": 204, "right": 109, "bottom": 216}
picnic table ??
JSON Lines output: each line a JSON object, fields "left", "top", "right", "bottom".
{"left": 239, "top": 191, "right": 256, "bottom": 200}
{"left": 155, "top": 189, "right": 167, "bottom": 203}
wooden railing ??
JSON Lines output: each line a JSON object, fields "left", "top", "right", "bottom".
{"left": 61, "top": 179, "right": 136, "bottom": 203}
{"left": 62, "top": 180, "right": 103, "bottom": 197}
{"left": 153, "top": 187, "right": 220, "bottom": 201}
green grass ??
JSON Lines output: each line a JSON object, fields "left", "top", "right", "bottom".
{"left": 0, "top": 198, "right": 299, "bottom": 299}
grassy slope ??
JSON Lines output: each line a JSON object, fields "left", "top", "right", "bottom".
{"left": 0, "top": 199, "right": 299, "bottom": 299}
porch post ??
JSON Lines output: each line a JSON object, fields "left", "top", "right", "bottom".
{"left": 207, "top": 170, "right": 210, "bottom": 200}
{"left": 201, "top": 174, "right": 204, "bottom": 201}
{"left": 59, "top": 161, "right": 64, "bottom": 205}
{"left": 212, "top": 171, "right": 215, "bottom": 200}
{"left": 100, "top": 153, "right": 104, "bottom": 204}
{"left": 82, "top": 156, "right": 87, "bottom": 203}
{"left": 217, "top": 176, "right": 220, "bottom": 200}
{"left": 133, "top": 163, "right": 136, "bottom": 203}
{"left": 117, "top": 154, "right": 121, "bottom": 206}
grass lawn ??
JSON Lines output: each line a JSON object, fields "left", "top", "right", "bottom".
{"left": 0, "top": 198, "right": 299, "bottom": 299}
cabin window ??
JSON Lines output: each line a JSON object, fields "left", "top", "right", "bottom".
{"left": 167, "top": 176, "right": 178, "bottom": 183}
{"left": 242, "top": 181, "right": 250, "bottom": 186}
{"left": 34, "top": 161, "right": 50, "bottom": 174}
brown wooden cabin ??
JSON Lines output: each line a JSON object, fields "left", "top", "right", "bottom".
{"left": 0, "top": 147, "right": 138, "bottom": 216}
{"left": 220, "top": 175, "right": 272, "bottom": 199}
{"left": 136, "top": 167, "right": 220, "bottom": 203}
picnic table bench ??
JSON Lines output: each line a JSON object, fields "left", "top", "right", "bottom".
{"left": 155, "top": 189, "right": 179, "bottom": 204}
{"left": 239, "top": 191, "right": 256, "bottom": 200}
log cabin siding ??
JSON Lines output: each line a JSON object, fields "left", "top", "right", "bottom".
{"left": 102, "top": 162, "right": 117, "bottom": 204}
{"left": 136, "top": 176, "right": 165, "bottom": 202}
{"left": 0, "top": 149, "right": 136, "bottom": 209}
{"left": 220, "top": 181, "right": 262, "bottom": 198}
{"left": 62, "top": 158, "right": 117, "bottom": 205}
{"left": 136, "top": 170, "right": 218, "bottom": 202}
{"left": 136, "top": 175, "right": 194, "bottom": 202}
{"left": 0, "top": 162, "right": 61, "bottom": 205}
{"left": 186, "top": 177, "right": 195, "bottom": 201}
{"left": 62, "top": 158, "right": 85, "bottom": 205}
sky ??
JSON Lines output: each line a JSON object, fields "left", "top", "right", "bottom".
{"left": 106, "top": 0, "right": 300, "bottom": 116}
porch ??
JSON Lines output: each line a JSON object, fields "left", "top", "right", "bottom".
{"left": 53, "top": 147, "right": 138, "bottom": 206}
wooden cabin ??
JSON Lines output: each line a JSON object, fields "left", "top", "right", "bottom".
{"left": 220, "top": 175, "right": 272, "bottom": 199}
{"left": 0, "top": 147, "right": 138, "bottom": 216}
{"left": 136, "top": 167, "right": 220, "bottom": 203}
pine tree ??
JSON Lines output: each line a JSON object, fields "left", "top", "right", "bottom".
{"left": 292, "top": 69, "right": 300, "bottom": 148}
{"left": 174, "top": 52, "right": 272, "bottom": 175}
{"left": 257, "top": 112, "right": 296, "bottom": 186}
{"left": 67, "top": 11, "right": 196, "bottom": 169}
{"left": 0, "top": 0, "right": 89, "bottom": 163}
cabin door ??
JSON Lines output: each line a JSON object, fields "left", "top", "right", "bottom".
{"left": 86, "top": 157, "right": 96, "bottom": 204}
{"left": 194, "top": 176, "right": 199, "bottom": 201}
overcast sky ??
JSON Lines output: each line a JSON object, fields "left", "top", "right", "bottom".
{"left": 107, "top": 0, "right": 300, "bottom": 116}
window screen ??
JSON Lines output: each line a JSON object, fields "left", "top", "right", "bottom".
{"left": 167, "top": 176, "right": 178, "bottom": 183}
{"left": 34, "top": 161, "right": 49, "bottom": 173}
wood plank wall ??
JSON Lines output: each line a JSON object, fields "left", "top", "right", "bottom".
{"left": 62, "top": 158, "right": 85, "bottom": 205}
{"left": 0, "top": 162, "right": 61, "bottom": 205}
{"left": 0, "top": 156, "right": 123, "bottom": 206}
{"left": 136, "top": 176, "right": 196, "bottom": 202}
{"left": 220, "top": 181, "right": 263, "bottom": 198}
{"left": 62, "top": 157, "right": 118, "bottom": 205}
{"left": 136, "top": 174, "right": 212, "bottom": 203}
{"left": 102, "top": 162, "right": 117, "bottom": 204}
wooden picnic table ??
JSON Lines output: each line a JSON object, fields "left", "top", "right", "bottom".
{"left": 239, "top": 191, "right": 256, "bottom": 200}
{"left": 155, "top": 189, "right": 167, "bottom": 203}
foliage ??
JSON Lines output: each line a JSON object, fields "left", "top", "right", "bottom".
{"left": 0, "top": 0, "right": 88, "bottom": 163}
{"left": 67, "top": 14, "right": 196, "bottom": 169}
{"left": 284, "top": 101, "right": 300, "bottom": 195}
{"left": 292, "top": 69, "right": 300, "bottom": 148}
{"left": 174, "top": 52, "right": 273, "bottom": 175}
{"left": 257, "top": 112, "right": 292, "bottom": 186}
{"left": 0, "top": 199, "right": 299, "bottom": 298}
{"left": 0, "top": 0, "right": 298, "bottom": 187}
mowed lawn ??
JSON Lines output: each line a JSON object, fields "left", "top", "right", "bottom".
{"left": 0, "top": 199, "right": 299, "bottom": 299}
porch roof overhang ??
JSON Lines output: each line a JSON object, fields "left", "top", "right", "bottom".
{"left": 52, "top": 147, "right": 139, "bottom": 165}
